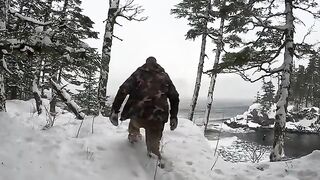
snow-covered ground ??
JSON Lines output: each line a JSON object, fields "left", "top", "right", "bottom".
{"left": 1, "top": 100, "right": 320, "bottom": 180}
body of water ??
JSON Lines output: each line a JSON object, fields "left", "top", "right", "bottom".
{"left": 178, "top": 98, "right": 251, "bottom": 122}
{"left": 179, "top": 98, "right": 320, "bottom": 159}
{"left": 205, "top": 128, "right": 320, "bottom": 159}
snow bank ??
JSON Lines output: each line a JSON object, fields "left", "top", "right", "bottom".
{"left": 1, "top": 100, "right": 320, "bottom": 180}
{"left": 212, "top": 150, "right": 320, "bottom": 180}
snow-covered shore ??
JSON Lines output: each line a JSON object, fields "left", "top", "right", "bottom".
{"left": 1, "top": 100, "right": 320, "bottom": 180}
{"left": 224, "top": 103, "right": 320, "bottom": 134}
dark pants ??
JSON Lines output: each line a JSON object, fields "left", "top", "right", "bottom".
{"left": 128, "top": 119, "right": 165, "bottom": 159}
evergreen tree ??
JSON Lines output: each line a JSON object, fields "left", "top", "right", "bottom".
{"left": 75, "top": 68, "right": 99, "bottom": 116}
{"left": 290, "top": 65, "right": 306, "bottom": 110}
{"left": 254, "top": 91, "right": 262, "bottom": 104}
{"left": 0, "top": 0, "right": 100, "bottom": 117}
{"left": 305, "top": 51, "right": 320, "bottom": 107}
{"left": 260, "top": 78, "right": 275, "bottom": 113}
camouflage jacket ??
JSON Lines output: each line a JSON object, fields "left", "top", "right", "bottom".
{"left": 111, "top": 62, "right": 179, "bottom": 123}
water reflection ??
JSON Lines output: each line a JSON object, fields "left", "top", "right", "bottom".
{"left": 205, "top": 128, "right": 320, "bottom": 158}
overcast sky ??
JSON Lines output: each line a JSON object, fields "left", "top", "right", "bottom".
{"left": 80, "top": 0, "right": 318, "bottom": 101}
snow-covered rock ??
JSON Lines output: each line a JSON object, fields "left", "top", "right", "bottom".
{"left": 227, "top": 103, "right": 320, "bottom": 134}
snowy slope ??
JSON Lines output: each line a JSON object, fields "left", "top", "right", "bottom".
{"left": 0, "top": 100, "right": 215, "bottom": 180}
{"left": 1, "top": 100, "right": 320, "bottom": 180}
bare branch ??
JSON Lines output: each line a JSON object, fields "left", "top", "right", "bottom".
{"left": 292, "top": 5, "right": 320, "bottom": 19}
{"left": 118, "top": 0, "right": 148, "bottom": 21}
{"left": 301, "top": 22, "right": 316, "bottom": 44}
{"left": 112, "top": 34, "right": 123, "bottom": 41}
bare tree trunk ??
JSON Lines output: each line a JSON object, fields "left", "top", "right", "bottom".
{"left": 188, "top": 34, "right": 207, "bottom": 121}
{"left": 49, "top": 66, "right": 62, "bottom": 115}
{"left": 0, "top": 0, "right": 8, "bottom": 30}
{"left": 0, "top": 71, "right": 5, "bottom": 112}
{"left": 0, "top": 0, "right": 9, "bottom": 111}
{"left": 188, "top": 0, "right": 211, "bottom": 122}
{"left": 98, "top": 0, "right": 120, "bottom": 116}
{"left": 270, "top": 0, "right": 294, "bottom": 162}
{"left": 33, "top": 76, "right": 42, "bottom": 114}
{"left": 204, "top": 2, "right": 225, "bottom": 131}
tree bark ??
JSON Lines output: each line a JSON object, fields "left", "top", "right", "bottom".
{"left": 270, "top": 0, "right": 294, "bottom": 162}
{"left": 188, "top": 0, "right": 211, "bottom": 122}
{"left": 33, "top": 76, "right": 42, "bottom": 114}
{"left": 0, "top": 71, "right": 5, "bottom": 112}
{"left": 0, "top": 0, "right": 8, "bottom": 111}
{"left": 203, "top": 1, "right": 225, "bottom": 131}
{"left": 98, "top": 0, "right": 120, "bottom": 116}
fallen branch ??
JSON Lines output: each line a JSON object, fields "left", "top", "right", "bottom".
{"left": 50, "top": 78, "right": 85, "bottom": 120}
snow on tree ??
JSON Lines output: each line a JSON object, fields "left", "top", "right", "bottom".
{"left": 98, "top": 0, "right": 147, "bottom": 116}
{"left": 0, "top": 0, "right": 99, "bottom": 119}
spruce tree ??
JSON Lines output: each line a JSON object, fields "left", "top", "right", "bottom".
{"left": 260, "top": 78, "right": 275, "bottom": 113}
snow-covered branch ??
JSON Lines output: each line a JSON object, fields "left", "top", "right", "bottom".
{"left": 1, "top": 56, "right": 12, "bottom": 75}
{"left": 50, "top": 78, "right": 85, "bottom": 120}
{"left": 251, "top": 15, "right": 288, "bottom": 31}
{"left": 8, "top": 8, "right": 53, "bottom": 26}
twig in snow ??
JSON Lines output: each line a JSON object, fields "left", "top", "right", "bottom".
{"left": 211, "top": 120, "right": 223, "bottom": 170}
{"left": 76, "top": 119, "right": 84, "bottom": 138}
{"left": 86, "top": 147, "right": 94, "bottom": 161}
{"left": 91, "top": 116, "right": 96, "bottom": 134}
{"left": 43, "top": 105, "right": 56, "bottom": 130}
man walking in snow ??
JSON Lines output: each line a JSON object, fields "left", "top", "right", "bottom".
{"left": 109, "top": 56, "right": 179, "bottom": 160}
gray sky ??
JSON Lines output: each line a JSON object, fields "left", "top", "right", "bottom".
{"left": 80, "top": 0, "right": 293, "bottom": 101}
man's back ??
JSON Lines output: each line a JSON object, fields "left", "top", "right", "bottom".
{"left": 112, "top": 57, "right": 179, "bottom": 122}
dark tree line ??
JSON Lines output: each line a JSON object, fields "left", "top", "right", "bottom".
{"left": 290, "top": 51, "right": 320, "bottom": 109}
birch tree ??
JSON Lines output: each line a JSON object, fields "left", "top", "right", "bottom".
{"left": 98, "top": 0, "right": 147, "bottom": 116}
{"left": 203, "top": 0, "right": 227, "bottom": 131}
{"left": 171, "top": 0, "right": 212, "bottom": 121}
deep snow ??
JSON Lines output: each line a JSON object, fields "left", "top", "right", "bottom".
{"left": 1, "top": 100, "right": 320, "bottom": 180}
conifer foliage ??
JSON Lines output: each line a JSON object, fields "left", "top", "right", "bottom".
{"left": 0, "top": 0, "right": 100, "bottom": 118}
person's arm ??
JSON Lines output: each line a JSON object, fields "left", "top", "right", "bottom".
{"left": 167, "top": 76, "right": 179, "bottom": 117}
{"left": 111, "top": 72, "right": 137, "bottom": 113}
{"left": 167, "top": 76, "right": 179, "bottom": 130}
